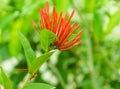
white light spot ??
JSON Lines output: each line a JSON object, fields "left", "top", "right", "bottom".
{"left": 1, "top": 57, "right": 18, "bottom": 74}
{"left": 42, "top": 70, "right": 58, "bottom": 85}
{"left": 50, "top": 50, "right": 60, "bottom": 65}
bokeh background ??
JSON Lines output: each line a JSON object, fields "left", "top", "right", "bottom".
{"left": 0, "top": 0, "right": 120, "bottom": 89}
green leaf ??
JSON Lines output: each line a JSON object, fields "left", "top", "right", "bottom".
{"left": 0, "top": 44, "right": 11, "bottom": 60}
{"left": 0, "top": 67, "right": 12, "bottom": 89}
{"left": 9, "top": 19, "right": 23, "bottom": 57}
{"left": 39, "top": 30, "right": 57, "bottom": 52}
{"left": 0, "top": 13, "right": 17, "bottom": 29}
{"left": 93, "top": 11, "right": 103, "bottom": 40}
{"left": 29, "top": 51, "right": 54, "bottom": 74}
{"left": 106, "top": 9, "right": 120, "bottom": 34}
{"left": 18, "top": 32, "right": 36, "bottom": 71}
{"left": 24, "top": 83, "right": 55, "bottom": 89}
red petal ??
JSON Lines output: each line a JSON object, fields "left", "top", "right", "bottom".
{"left": 61, "top": 36, "right": 80, "bottom": 48}
{"left": 60, "top": 41, "right": 81, "bottom": 50}
{"left": 56, "top": 12, "right": 62, "bottom": 35}
{"left": 60, "top": 24, "right": 81, "bottom": 46}
{"left": 57, "top": 22, "right": 70, "bottom": 46}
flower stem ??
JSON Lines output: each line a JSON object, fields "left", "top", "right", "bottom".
{"left": 20, "top": 74, "right": 31, "bottom": 89}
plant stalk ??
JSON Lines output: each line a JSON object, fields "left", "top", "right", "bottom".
{"left": 20, "top": 74, "right": 31, "bottom": 89}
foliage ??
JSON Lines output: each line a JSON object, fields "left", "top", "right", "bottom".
{"left": 0, "top": 0, "right": 120, "bottom": 89}
{"left": 24, "top": 83, "right": 55, "bottom": 89}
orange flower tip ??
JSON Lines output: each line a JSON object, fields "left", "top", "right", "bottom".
{"left": 68, "top": 10, "right": 75, "bottom": 22}
{"left": 80, "top": 30, "right": 84, "bottom": 34}
{"left": 38, "top": 8, "right": 40, "bottom": 11}
{"left": 31, "top": 19, "right": 36, "bottom": 26}
{"left": 76, "top": 25, "right": 80, "bottom": 29}
{"left": 76, "top": 30, "right": 83, "bottom": 37}
{"left": 70, "top": 10, "right": 75, "bottom": 19}
{"left": 53, "top": 7, "right": 57, "bottom": 13}
{"left": 46, "top": 1, "right": 49, "bottom": 6}
{"left": 71, "top": 10, "right": 75, "bottom": 16}
{"left": 38, "top": 8, "right": 43, "bottom": 13}
{"left": 64, "top": 12, "right": 68, "bottom": 18}
{"left": 31, "top": 19, "right": 40, "bottom": 34}
{"left": 79, "top": 40, "right": 82, "bottom": 43}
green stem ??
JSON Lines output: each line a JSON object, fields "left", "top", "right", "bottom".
{"left": 48, "top": 63, "right": 66, "bottom": 89}
{"left": 20, "top": 74, "right": 31, "bottom": 89}
{"left": 85, "top": 29, "right": 99, "bottom": 89}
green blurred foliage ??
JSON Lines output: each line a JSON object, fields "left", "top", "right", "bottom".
{"left": 0, "top": 67, "right": 12, "bottom": 89}
{"left": 0, "top": 0, "right": 120, "bottom": 89}
{"left": 24, "top": 83, "right": 55, "bottom": 89}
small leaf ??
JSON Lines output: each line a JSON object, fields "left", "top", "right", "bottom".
{"left": 29, "top": 51, "right": 54, "bottom": 74}
{"left": 106, "top": 9, "right": 120, "bottom": 34}
{"left": 24, "top": 83, "right": 55, "bottom": 89}
{"left": 39, "top": 30, "right": 57, "bottom": 52}
{"left": 0, "top": 67, "right": 12, "bottom": 89}
{"left": 18, "top": 32, "right": 36, "bottom": 71}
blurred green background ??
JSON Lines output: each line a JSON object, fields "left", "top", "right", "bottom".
{"left": 0, "top": 0, "right": 120, "bottom": 89}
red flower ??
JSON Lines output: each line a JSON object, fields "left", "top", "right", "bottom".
{"left": 32, "top": 2, "right": 83, "bottom": 50}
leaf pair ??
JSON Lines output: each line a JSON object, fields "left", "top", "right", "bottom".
{"left": 18, "top": 31, "right": 55, "bottom": 89}
{"left": 18, "top": 31, "right": 55, "bottom": 74}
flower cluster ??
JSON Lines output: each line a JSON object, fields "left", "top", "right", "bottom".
{"left": 32, "top": 2, "right": 83, "bottom": 50}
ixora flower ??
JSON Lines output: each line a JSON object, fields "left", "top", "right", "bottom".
{"left": 32, "top": 2, "right": 83, "bottom": 50}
